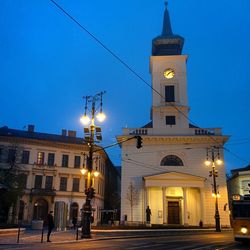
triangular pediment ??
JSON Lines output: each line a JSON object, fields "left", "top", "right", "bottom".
{"left": 144, "top": 171, "right": 205, "bottom": 181}
{"left": 144, "top": 171, "right": 206, "bottom": 188}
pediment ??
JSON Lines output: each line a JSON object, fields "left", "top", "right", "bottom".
{"left": 143, "top": 171, "right": 206, "bottom": 188}
{"left": 144, "top": 171, "right": 205, "bottom": 181}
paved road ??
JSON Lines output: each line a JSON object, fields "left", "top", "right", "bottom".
{"left": 0, "top": 231, "right": 249, "bottom": 250}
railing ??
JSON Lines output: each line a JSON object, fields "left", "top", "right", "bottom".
{"left": 123, "top": 127, "right": 222, "bottom": 136}
{"left": 30, "top": 188, "right": 56, "bottom": 196}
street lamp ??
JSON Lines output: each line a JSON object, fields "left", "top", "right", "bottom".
{"left": 205, "top": 146, "right": 222, "bottom": 232}
{"left": 80, "top": 91, "right": 105, "bottom": 238}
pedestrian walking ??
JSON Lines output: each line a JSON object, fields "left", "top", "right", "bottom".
{"left": 47, "top": 211, "right": 54, "bottom": 242}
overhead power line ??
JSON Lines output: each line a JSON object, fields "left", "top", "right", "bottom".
{"left": 49, "top": 0, "right": 249, "bottom": 165}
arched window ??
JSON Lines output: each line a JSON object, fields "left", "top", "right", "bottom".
{"left": 161, "top": 155, "right": 184, "bottom": 166}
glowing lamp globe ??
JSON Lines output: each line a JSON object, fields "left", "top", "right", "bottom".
{"left": 80, "top": 115, "right": 90, "bottom": 125}
{"left": 96, "top": 112, "right": 106, "bottom": 122}
{"left": 93, "top": 171, "right": 100, "bottom": 177}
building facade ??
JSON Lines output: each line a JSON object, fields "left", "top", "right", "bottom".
{"left": 228, "top": 165, "right": 250, "bottom": 199}
{"left": 0, "top": 125, "right": 120, "bottom": 227}
{"left": 117, "top": 5, "right": 230, "bottom": 227}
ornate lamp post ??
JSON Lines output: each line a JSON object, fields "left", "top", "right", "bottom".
{"left": 205, "top": 146, "right": 223, "bottom": 232}
{"left": 80, "top": 92, "right": 105, "bottom": 238}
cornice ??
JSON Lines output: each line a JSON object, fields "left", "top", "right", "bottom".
{"left": 117, "top": 135, "right": 229, "bottom": 144}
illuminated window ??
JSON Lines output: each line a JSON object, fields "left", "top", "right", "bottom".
{"left": 37, "top": 152, "right": 44, "bottom": 165}
{"left": 161, "top": 155, "right": 184, "bottom": 166}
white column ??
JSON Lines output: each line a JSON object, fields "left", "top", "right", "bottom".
{"left": 162, "top": 187, "right": 166, "bottom": 224}
{"left": 183, "top": 187, "right": 188, "bottom": 225}
{"left": 200, "top": 188, "right": 205, "bottom": 224}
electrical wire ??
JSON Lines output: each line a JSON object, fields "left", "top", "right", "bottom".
{"left": 49, "top": 0, "right": 249, "bottom": 165}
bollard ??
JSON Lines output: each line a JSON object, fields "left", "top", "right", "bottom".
{"left": 76, "top": 226, "right": 78, "bottom": 241}
{"left": 17, "top": 222, "right": 21, "bottom": 243}
{"left": 41, "top": 227, "right": 44, "bottom": 243}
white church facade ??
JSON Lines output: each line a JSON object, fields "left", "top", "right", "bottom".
{"left": 117, "top": 4, "right": 230, "bottom": 227}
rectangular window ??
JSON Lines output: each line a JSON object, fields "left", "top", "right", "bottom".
{"left": 45, "top": 176, "right": 53, "bottom": 190}
{"left": 48, "top": 153, "right": 55, "bottom": 166}
{"left": 72, "top": 178, "right": 80, "bottom": 192}
{"left": 166, "top": 116, "right": 176, "bottom": 125}
{"left": 74, "top": 156, "right": 81, "bottom": 168}
{"left": 7, "top": 148, "right": 16, "bottom": 164}
{"left": 20, "top": 174, "right": 28, "bottom": 189}
{"left": 37, "top": 152, "right": 45, "bottom": 165}
{"left": 165, "top": 85, "right": 175, "bottom": 102}
{"left": 60, "top": 177, "right": 67, "bottom": 191}
{"left": 62, "top": 154, "right": 69, "bottom": 167}
{"left": 21, "top": 150, "right": 30, "bottom": 164}
{"left": 34, "top": 175, "right": 43, "bottom": 189}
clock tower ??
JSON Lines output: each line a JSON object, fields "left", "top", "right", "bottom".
{"left": 150, "top": 2, "right": 189, "bottom": 134}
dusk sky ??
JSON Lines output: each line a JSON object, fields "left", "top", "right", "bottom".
{"left": 0, "top": 0, "right": 249, "bottom": 173}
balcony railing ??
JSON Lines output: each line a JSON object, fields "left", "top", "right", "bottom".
{"left": 123, "top": 127, "right": 222, "bottom": 136}
{"left": 30, "top": 188, "right": 56, "bottom": 196}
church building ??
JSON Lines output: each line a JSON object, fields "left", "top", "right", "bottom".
{"left": 117, "top": 4, "right": 230, "bottom": 227}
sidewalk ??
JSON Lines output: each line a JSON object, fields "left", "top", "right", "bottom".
{"left": 0, "top": 227, "right": 232, "bottom": 246}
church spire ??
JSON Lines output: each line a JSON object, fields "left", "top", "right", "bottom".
{"left": 162, "top": 2, "right": 173, "bottom": 36}
{"left": 152, "top": 2, "right": 184, "bottom": 56}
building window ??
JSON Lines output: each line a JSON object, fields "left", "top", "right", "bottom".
{"left": 60, "top": 177, "right": 67, "bottom": 191}
{"left": 72, "top": 178, "right": 80, "bottom": 192}
{"left": 21, "top": 174, "right": 28, "bottom": 189}
{"left": 62, "top": 154, "right": 69, "bottom": 167}
{"left": 37, "top": 152, "right": 45, "bottom": 165}
{"left": 165, "top": 85, "right": 175, "bottom": 102}
{"left": 166, "top": 116, "right": 176, "bottom": 125}
{"left": 48, "top": 153, "right": 55, "bottom": 166}
{"left": 7, "top": 148, "right": 16, "bottom": 164}
{"left": 161, "top": 155, "right": 184, "bottom": 166}
{"left": 45, "top": 176, "right": 53, "bottom": 190}
{"left": 34, "top": 175, "right": 43, "bottom": 189}
{"left": 74, "top": 156, "right": 81, "bottom": 168}
{"left": 21, "top": 150, "right": 30, "bottom": 164}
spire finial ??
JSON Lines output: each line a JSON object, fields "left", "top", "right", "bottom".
{"left": 162, "top": 1, "right": 173, "bottom": 36}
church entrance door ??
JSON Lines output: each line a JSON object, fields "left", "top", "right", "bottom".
{"left": 168, "top": 201, "right": 180, "bottom": 224}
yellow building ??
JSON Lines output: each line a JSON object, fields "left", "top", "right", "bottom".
{"left": 0, "top": 125, "right": 119, "bottom": 227}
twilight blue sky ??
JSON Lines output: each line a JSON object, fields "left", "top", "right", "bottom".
{"left": 0, "top": 0, "right": 249, "bottom": 172}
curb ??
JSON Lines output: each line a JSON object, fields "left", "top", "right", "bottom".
{"left": 0, "top": 228, "right": 233, "bottom": 246}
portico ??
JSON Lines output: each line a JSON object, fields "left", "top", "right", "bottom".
{"left": 144, "top": 172, "right": 206, "bottom": 225}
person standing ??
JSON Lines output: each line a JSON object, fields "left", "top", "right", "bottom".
{"left": 146, "top": 206, "right": 151, "bottom": 223}
{"left": 72, "top": 216, "right": 77, "bottom": 230}
{"left": 47, "top": 211, "right": 54, "bottom": 242}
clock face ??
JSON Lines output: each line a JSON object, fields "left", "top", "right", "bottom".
{"left": 164, "top": 68, "right": 175, "bottom": 79}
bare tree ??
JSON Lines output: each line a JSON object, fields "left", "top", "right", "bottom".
{"left": 126, "top": 182, "right": 138, "bottom": 221}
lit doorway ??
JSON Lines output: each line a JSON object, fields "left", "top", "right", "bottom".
{"left": 167, "top": 201, "right": 180, "bottom": 224}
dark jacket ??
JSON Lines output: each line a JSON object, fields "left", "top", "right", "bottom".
{"left": 47, "top": 213, "right": 55, "bottom": 229}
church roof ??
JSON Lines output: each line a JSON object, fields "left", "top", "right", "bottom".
{"left": 152, "top": 2, "right": 184, "bottom": 56}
